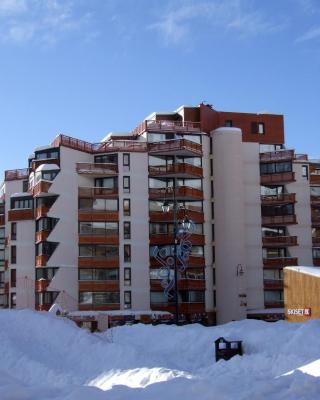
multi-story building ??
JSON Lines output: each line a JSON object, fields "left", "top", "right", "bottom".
{"left": 0, "top": 103, "right": 318, "bottom": 325}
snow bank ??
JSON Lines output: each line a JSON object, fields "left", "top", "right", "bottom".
{"left": 0, "top": 310, "right": 319, "bottom": 399}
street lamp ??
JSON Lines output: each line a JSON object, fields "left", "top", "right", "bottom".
{"left": 161, "top": 184, "right": 192, "bottom": 325}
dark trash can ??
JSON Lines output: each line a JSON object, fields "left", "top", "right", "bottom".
{"left": 215, "top": 337, "right": 243, "bottom": 362}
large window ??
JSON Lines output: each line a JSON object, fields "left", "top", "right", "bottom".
{"left": 311, "top": 187, "right": 320, "bottom": 196}
{"left": 11, "top": 197, "right": 33, "bottom": 210}
{"left": 36, "top": 242, "right": 58, "bottom": 256}
{"left": 79, "top": 198, "right": 118, "bottom": 211}
{"left": 264, "top": 290, "right": 283, "bottom": 303}
{"left": 35, "top": 149, "right": 59, "bottom": 160}
{"left": 263, "top": 248, "right": 287, "bottom": 259}
{"left": 261, "top": 204, "right": 294, "bottom": 217}
{"left": 79, "top": 268, "right": 119, "bottom": 281}
{"left": 36, "top": 218, "right": 58, "bottom": 232}
{"left": 94, "top": 177, "right": 117, "bottom": 189}
{"left": 181, "top": 291, "right": 205, "bottom": 303}
{"left": 260, "top": 162, "right": 292, "bottom": 175}
{"left": 261, "top": 185, "right": 284, "bottom": 196}
{"left": 36, "top": 267, "right": 58, "bottom": 280}
{"left": 149, "top": 200, "right": 203, "bottom": 212}
{"left": 123, "top": 176, "right": 130, "bottom": 193}
{"left": 79, "top": 245, "right": 118, "bottom": 257}
{"left": 36, "top": 291, "right": 59, "bottom": 305}
{"left": 79, "top": 291, "right": 120, "bottom": 304}
{"left": 313, "top": 248, "right": 320, "bottom": 259}
{"left": 79, "top": 222, "right": 118, "bottom": 235}
{"left": 94, "top": 154, "right": 118, "bottom": 164}
{"left": 150, "top": 245, "right": 204, "bottom": 257}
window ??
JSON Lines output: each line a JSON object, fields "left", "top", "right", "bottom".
{"left": 263, "top": 248, "right": 287, "bottom": 259}
{"left": 264, "top": 290, "right": 283, "bottom": 303}
{"left": 123, "top": 199, "right": 131, "bottom": 216}
{"left": 36, "top": 267, "right": 58, "bottom": 281}
{"left": 36, "top": 218, "right": 58, "bottom": 232}
{"left": 212, "top": 246, "right": 215, "bottom": 263}
{"left": 313, "top": 248, "right": 320, "bottom": 259}
{"left": 79, "top": 245, "right": 118, "bottom": 258}
{"left": 261, "top": 185, "right": 284, "bottom": 196}
{"left": 225, "top": 120, "right": 233, "bottom": 127}
{"left": 11, "top": 246, "right": 16, "bottom": 264}
{"left": 94, "top": 177, "right": 117, "bottom": 189}
{"left": 123, "top": 153, "right": 130, "bottom": 170}
{"left": 11, "top": 223, "right": 17, "bottom": 240}
{"left": 10, "top": 293, "right": 16, "bottom": 309}
{"left": 211, "top": 181, "right": 214, "bottom": 198}
{"left": 0, "top": 271, "right": 4, "bottom": 288}
{"left": 213, "top": 290, "right": 216, "bottom": 307}
{"left": 123, "top": 176, "right": 130, "bottom": 193}
{"left": 124, "top": 268, "right": 131, "bottom": 286}
{"left": 79, "top": 268, "right": 119, "bottom": 281}
{"left": 209, "top": 137, "right": 213, "bottom": 154}
{"left": 36, "top": 291, "right": 59, "bottom": 305}
{"left": 123, "top": 222, "right": 131, "bottom": 239}
{"left": 260, "top": 162, "right": 292, "bottom": 175}
{"left": 262, "top": 227, "right": 286, "bottom": 237}
{"left": 35, "top": 149, "right": 59, "bottom": 160}
{"left": 302, "top": 165, "right": 309, "bottom": 179}
{"left": 11, "top": 197, "right": 33, "bottom": 210}
{"left": 79, "top": 291, "right": 120, "bottom": 305}
{"left": 124, "top": 291, "right": 132, "bottom": 309}
{"left": 212, "top": 224, "right": 215, "bottom": 241}
{"left": 261, "top": 204, "right": 294, "bottom": 217}
{"left": 0, "top": 227, "right": 5, "bottom": 243}
{"left": 36, "top": 242, "right": 58, "bottom": 256}
{"left": 258, "top": 122, "right": 265, "bottom": 134}
{"left": 79, "top": 222, "right": 118, "bottom": 235}
{"left": 10, "top": 269, "right": 16, "bottom": 288}
{"left": 181, "top": 291, "right": 205, "bottom": 303}
{"left": 211, "top": 202, "right": 214, "bottom": 220}
{"left": 124, "top": 244, "right": 131, "bottom": 262}
{"left": 22, "top": 180, "right": 28, "bottom": 192}
{"left": 94, "top": 154, "right": 118, "bottom": 164}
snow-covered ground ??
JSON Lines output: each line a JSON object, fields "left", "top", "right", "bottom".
{"left": 0, "top": 310, "right": 319, "bottom": 400}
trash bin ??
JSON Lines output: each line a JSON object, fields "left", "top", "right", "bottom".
{"left": 215, "top": 337, "right": 243, "bottom": 362}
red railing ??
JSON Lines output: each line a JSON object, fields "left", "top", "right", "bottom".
{"left": 78, "top": 187, "right": 118, "bottom": 198}
{"left": 132, "top": 120, "right": 201, "bottom": 136}
{"left": 5, "top": 168, "right": 29, "bottom": 181}
{"left": 52, "top": 134, "right": 147, "bottom": 154}
{"left": 261, "top": 193, "right": 296, "bottom": 204}
{"left": 149, "top": 163, "right": 203, "bottom": 178}
{"left": 260, "top": 150, "right": 294, "bottom": 162}
{"left": 148, "top": 139, "right": 202, "bottom": 155}
{"left": 261, "top": 172, "right": 295, "bottom": 184}
{"left": 76, "top": 163, "right": 118, "bottom": 175}
{"left": 262, "top": 236, "right": 298, "bottom": 247}
{"left": 262, "top": 214, "right": 297, "bottom": 225}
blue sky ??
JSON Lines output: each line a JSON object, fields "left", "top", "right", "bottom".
{"left": 0, "top": 0, "right": 319, "bottom": 173}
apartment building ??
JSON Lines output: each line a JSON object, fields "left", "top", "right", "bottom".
{"left": 0, "top": 103, "right": 319, "bottom": 325}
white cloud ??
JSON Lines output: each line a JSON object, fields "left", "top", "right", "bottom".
{"left": 148, "top": 0, "right": 283, "bottom": 46}
{"left": 0, "top": 0, "right": 95, "bottom": 45}
{"left": 296, "top": 26, "right": 320, "bottom": 42}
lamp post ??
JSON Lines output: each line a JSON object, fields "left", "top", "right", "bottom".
{"left": 161, "top": 181, "right": 192, "bottom": 325}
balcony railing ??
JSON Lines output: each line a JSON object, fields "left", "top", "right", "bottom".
{"left": 150, "top": 279, "right": 206, "bottom": 291}
{"left": 262, "top": 236, "right": 298, "bottom": 247}
{"left": 52, "top": 134, "right": 147, "bottom": 154}
{"left": 149, "top": 186, "right": 203, "bottom": 201}
{"left": 311, "top": 196, "right": 320, "bottom": 205}
{"left": 310, "top": 174, "right": 320, "bottom": 185}
{"left": 149, "top": 163, "right": 203, "bottom": 178}
{"left": 150, "top": 255, "right": 205, "bottom": 267}
{"left": 261, "top": 193, "right": 296, "bottom": 205}
{"left": 78, "top": 210, "right": 119, "bottom": 222}
{"left": 78, "top": 256, "right": 119, "bottom": 268}
{"left": 148, "top": 139, "right": 202, "bottom": 156}
{"left": 261, "top": 172, "right": 295, "bottom": 184}
{"left": 132, "top": 120, "right": 201, "bottom": 136}
{"left": 149, "top": 209, "right": 204, "bottom": 223}
{"left": 78, "top": 187, "right": 118, "bottom": 198}
{"left": 32, "top": 181, "right": 52, "bottom": 197}
{"left": 313, "top": 258, "right": 320, "bottom": 266}
{"left": 76, "top": 163, "right": 118, "bottom": 175}
{"left": 311, "top": 213, "right": 320, "bottom": 224}
{"left": 149, "top": 233, "right": 205, "bottom": 246}
{"left": 32, "top": 158, "right": 59, "bottom": 171}
{"left": 312, "top": 237, "right": 320, "bottom": 246}
{"left": 79, "top": 233, "right": 119, "bottom": 245}
{"left": 263, "top": 279, "right": 284, "bottom": 289}
{"left": 263, "top": 257, "right": 298, "bottom": 268}
{"left": 264, "top": 301, "right": 284, "bottom": 308}
{"left": 4, "top": 168, "right": 29, "bottom": 181}
{"left": 262, "top": 214, "right": 297, "bottom": 225}
{"left": 0, "top": 214, "right": 4, "bottom": 226}
{"left": 8, "top": 209, "right": 34, "bottom": 222}
{"left": 260, "top": 150, "right": 294, "bottom": 162}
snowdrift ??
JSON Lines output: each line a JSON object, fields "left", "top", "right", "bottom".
{"left": 0, "top": 310, "right": 319, "bottom": 399}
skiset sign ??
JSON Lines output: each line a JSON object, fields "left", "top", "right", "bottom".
{"left": 287, "top": 308, "right": 311, "bottom": 316}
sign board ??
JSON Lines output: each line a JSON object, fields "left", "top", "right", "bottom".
{"left": 287, "top": 308, "right": 311, "bottom": 316}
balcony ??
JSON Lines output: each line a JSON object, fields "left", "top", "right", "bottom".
{"left": 79, "top": 303, "right": 120, "bottom": 311}
{"left": 150, "top": 255, "right": 205, "bottom": 268}
{"left": 148, "top": 139, "right": 202, "bottom": 157}
{"left": 35, "top": 231, "right": 50, "bottom": 243}
{"left": 78, "top": 256, "right": 119, "bottom": 268}
{"left": 133, "top": 120, "right": 201, "bottom": 136}
{"left": 5, "top": 168, "right": 29, "bottom": 181}
{"left": 32, "top": 158, "right": 59, "bottom": 171}
{"left": 312, "top": 237, "right": 320, "bottom": 246}
{"left": 35, "top": 279, "right": 50, "bottom": 292}
{"left": 149, "top": 233, "right": 205, "bottom": 246}
{"left": 262, "top": 236, "right": 298, "bottom": 247}
{"left": 78, "top": 187, "right": 118, "bottom": 198}
{"left": 263, "top": 257, "right": 298, "bottom": 269}
{"left": 36, "top": 255, "right": 50, "bottom": 267}
{"left": 311, "top": 213, "right": 320, "bottom": 225}
{"left": 32, "top": 181, "right": 52, "bottom": 197}
{"left": 78, "top": 210, "right": 119, "bottom": 222}
{"left": 264, "top": 301, "right": 284, "bottom": 308}
{"left": 311, "top": 196, "right": 320, "bottom": 206}
{"left": 149, "top": 209, "right": 204, "bottom": 223}
{"left": 150, "top": 279, "right": 206, "bottom": 291}
{"left": 79, "top": 281, "right": 119, "bottom": 292}
{"left": 35, "top": 206, "right": 50, "bottom": 219}
{"left": 52, "top": 134, "right": 147, "bottom": 154}
{"left": 261, "top": 193, "right": 296, "bottom": 205}
{"left": 149, "top": 163, "right": 203, "bottom": 179}
{"left": 263, "top": 279, "right": 284, "bottom": 290}
{"left": 79, "top": 233, "right": 119, "bottom": 245}
{"left": 150, "top": 303, "right": 205, "bottom": 314}
{"left": 310, "top": 174, "right": 320, "bottom": 185}
{"left": 0, "top": 214, "right": 4, "bottom": 226}
{"left": 8, "top": 209, "right": 34, "bottom": 222}
{"left": 262, "top": 215, "right": 297, "bottom": 226}
{"left": 261, "top": 172, "right": 295, "bottom": 185}
{"left": 149, "top": 186, "right": 203, "bottom": 201}
{"left": 260, "top": 150, "right": 294, "bottom": 162}
{"left": 76, "top": 163, "right": 118, "bottom": 176}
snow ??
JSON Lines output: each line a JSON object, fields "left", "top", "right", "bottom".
{"left": 285, "top": 266, "right": 320, "bottom": 278}
{"left": 0, "top": 310, "right": 320, "bottom": 399}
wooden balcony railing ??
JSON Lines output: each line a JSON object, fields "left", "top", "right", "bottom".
{"left": 261, "top": 172, "right": 295, "bottom": 184}
{"left": 76, "top": 163, "right": 118, "bottom": 175}
{"left": 36, "top": 255, "right": 50, "bottom": 267}
{"left": 264, "top": 301, "right": 284, "bottom": 308}
{"left": 313, "top": 258, "right": 320, "bottom": 266}
{"left": 52, "top": 134, "right": 147, "bottom": 154}
{"left": 262, "top": 214, "right": 297, "bottom": 226}
{"left": 79, "top": 304, "right": 120, "bottom": 311}
{"left": 150, "top": 279, "right": 206, "bottom": 291}
{"left": 262, "top": 236, "right": 298, "bottom": 247}
{"left": 312, "top": 237, "right": 320, "bottom": 246}
{"left": 150, "top": 255, "right": 205, "bottom": 267}
{"left": 78, "top": 187, "right": 118, "bottom": 198}
{"left": 149, "top": 233, "right": 205, "bottom": 246}
{"left": 35, "top": 206, "right": 50, "bottom": 219}
{"left": 78, "top": 256, "right": 119, "bottom": 268}
{"left": 149, "top": 209, "right": 204, "bottom": 223}
{"left": 79, "top": 281, "right": 119, "bottom": 292}
{"left": 5, "top": 168, "right": 29, "bottom": 181}
{"left": 311, "top": 213, "right": 320, "bottom": 224}
{"left": 78, "top": 210, "right": 119, "bottom": 222}
{"left": 133, "top": 120, "right": 201, "bottom": 136}
{"left": 263, "top": 257, "right": 298, "bottom": 268}
{"left": 310, "top": 174, "right": 320, "bottom": 185}
{"left": 260, "top": 150, "right": 294, "bottom": 162}
{"left": 8, "top": 209, "right": 34, "bottom": 222}
{"left": 32, "top": 158, "right": 59, "bottom": 171}
{"left": 148, "top": 139, "right": 202, "bottom": 156}
{"left": 0, "top": 214, "right": 4, "bottom": 226}
{"left": 32, "top": 181, "right": 52, "bottom": 197}
{"left": 149, "top": 163, "right": 203, "bottom": 178}
{"left": 79, "top": 233, "right": 119, "bottom": 245}
{"left": 311, "top": 196, "right": 320, "bottom": 206}
{"left": 35, "top": 279, "right": 50, "bottom": 292}
{"left": 35, "top": 231, "right": 50, "bottom": 243}
{"left": 150, "top": 303, "right": 205, "bottom": 314}
{"left": 263, "top": 279, "right": 284, "bottom": 289}
{"left": 149, "top": 186, "right": 203, "bottom": 201}
{"left": 261, "top": 193, "right": 296, "bottom": 205}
